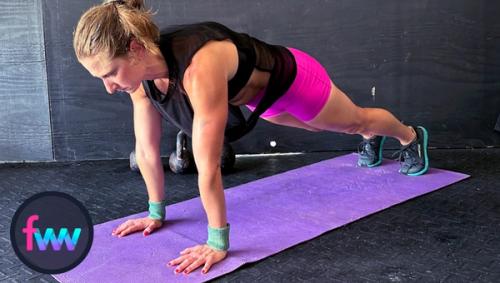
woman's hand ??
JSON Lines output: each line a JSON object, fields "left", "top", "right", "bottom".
{"left": 111, "top": 217, "right": 163, "bottom": 237}
{"left": 168, "top": 244, "right": 227, "bottom": 275}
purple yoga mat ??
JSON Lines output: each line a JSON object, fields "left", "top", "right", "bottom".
{"left": 53, "top": 153, "right": 469, "bottom": 282}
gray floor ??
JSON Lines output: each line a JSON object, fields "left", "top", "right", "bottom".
{"left": 1, "top": 149, "right": 499, "bottom": 282}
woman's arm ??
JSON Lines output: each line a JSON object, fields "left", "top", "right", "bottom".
{"left": 167, "top": 40, "right": 239, "bottom": 274}
{"left": 112, "top": 84, "right": 165, "bottom": 237}
{"left": 130, "top": 85, "right": 164, "bottom": 203}
{"left": 183, "top": 40, "right": 238, "bottom": 229}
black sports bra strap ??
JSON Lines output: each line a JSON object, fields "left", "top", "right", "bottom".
{"left": 225, "top": 46, "right": 297, "bottom": 142}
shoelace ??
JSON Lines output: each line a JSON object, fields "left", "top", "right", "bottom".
{"left": 391, "top": 143, "right": 419, "bottom": 166}
{"left": 357, "top": 139, "right": 378, "bottom": 158}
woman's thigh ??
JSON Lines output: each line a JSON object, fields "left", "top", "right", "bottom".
{"left": 262, "top": 112, "right": 322, "bottom": 132}
{"left": 258, "top": 81, "right": 363, "bottom": 133}
{"left": 305, "top": 81, "right": 364, "bottom": 133}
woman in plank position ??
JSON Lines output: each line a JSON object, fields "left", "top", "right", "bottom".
{"left": 73, "top": 0, "right": 429, "bottom": 275}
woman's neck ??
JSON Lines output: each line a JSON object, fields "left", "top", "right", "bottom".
{"left": 142, "top": 51, "right": 168, "bottom": 81}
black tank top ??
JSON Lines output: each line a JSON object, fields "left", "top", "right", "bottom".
{"left": 142, "top": 22, "right": 297, "bottom": 142}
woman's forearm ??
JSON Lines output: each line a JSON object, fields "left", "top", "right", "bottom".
{"left": 198, "top": 167, "right": 227, "bottom": 228}
{"left": 136, "top": 149, "right": 165, "bottom": 202}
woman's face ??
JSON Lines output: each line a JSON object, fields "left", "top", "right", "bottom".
{"left": 80, "top": 53, "right": 144, "bottom": 94}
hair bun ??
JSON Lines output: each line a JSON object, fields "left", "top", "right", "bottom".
{"left": 103, "top": 0, "right": 145, "bottom": 10}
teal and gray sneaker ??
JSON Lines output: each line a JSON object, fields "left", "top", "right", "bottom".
{"left": 393, "top": 126, "right": 430, "bottom": 176}
{"left": 357, "top": 135, "right": 387, "bottom": 167}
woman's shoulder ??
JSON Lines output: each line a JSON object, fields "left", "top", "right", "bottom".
{"left": 159, "top": 21, "right": 232, "bottom": 38}
{"left": 158, "top": 21, "right": 236, "bottom": 65}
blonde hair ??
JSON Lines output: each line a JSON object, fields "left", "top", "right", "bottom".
{"left": 73, "top": 0, "right": 160, "bottom": 60}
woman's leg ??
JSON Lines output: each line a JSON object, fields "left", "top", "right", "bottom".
{"left": 302, "top": 80, "right": 429, "bottom": 176}
{"left": 257, "top": 80, "right": 417, "bottom": 144}
{"left": 247, "top": 45, "right": 428, "bottom": 175}
{"left": 262, "top": 112, "right": 323, "bottom": 132}
{"left": 306, "top": 81, "right": 416, "bottom": 145}
{"left": 255, "top": 80, "right": 429, "bottom": 176}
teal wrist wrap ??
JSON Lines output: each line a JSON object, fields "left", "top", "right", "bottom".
{"left": 206, "top": 223, "right": 230, "bottom": 251}
{"left": 148, "top": 200, "right": 167, "bottom": 220}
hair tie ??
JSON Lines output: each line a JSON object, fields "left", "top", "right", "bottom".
{"left": 107, "top": 0, "right": 125, "bottom": 5}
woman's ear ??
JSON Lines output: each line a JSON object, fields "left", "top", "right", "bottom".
{"left": 128, "top": 39, "right": 145, "bottom": 61}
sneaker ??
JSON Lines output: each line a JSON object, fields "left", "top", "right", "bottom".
{"left": 357, "top": 135, "right": 386, "bottom": 167}
{"left": 393, "top": 126, "right": 429, "bottom": 176}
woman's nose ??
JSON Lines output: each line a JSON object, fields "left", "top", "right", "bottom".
{"left": 103, "top": 79, "right": 118, "bottom": 94}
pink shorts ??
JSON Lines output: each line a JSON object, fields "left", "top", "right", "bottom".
{"left": 246, "top": 47, "right": 332, "bottom": 121}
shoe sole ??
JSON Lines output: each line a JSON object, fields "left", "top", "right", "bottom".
{"left": 406, "top": 126, "right": 429, "bottom": 176}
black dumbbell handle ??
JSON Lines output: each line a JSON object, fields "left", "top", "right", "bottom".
{"left": 176, "top": 131, "right": 187, "bottom": 160}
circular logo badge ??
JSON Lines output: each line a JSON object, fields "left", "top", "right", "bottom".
{"left": 10, "top": 192, "right": 93, "bottom": 274}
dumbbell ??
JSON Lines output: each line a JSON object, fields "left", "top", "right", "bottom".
{"left": 168, "top": 131, "right": 235, "bottom": 174}
{"left": 132, "top": 130, "right": 236, "bottom": 174}
{"left": 129, "top": 150, "right": 139, "bottom": 172}
{"left": 169, "top": 131, "right": 193, "bottom": 174}
{"left": 129, "top": 132, "right": 196, "bottom": 174}
{"left": 130, "top": 144, "right": 190, "bottom": 174}
{"left": 220, "top": 142, "right": 235, "bottom": 173}
{"left": 129, "top": 132, "right": 194, "bottom": 174}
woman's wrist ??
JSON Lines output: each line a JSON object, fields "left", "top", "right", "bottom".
{"left": 206, "top": 223, "right": 230, "bottom": 251}
{"left": 148, "top": 200, "right": 167, "bottom": 220}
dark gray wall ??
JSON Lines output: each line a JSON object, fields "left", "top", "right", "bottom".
{"left": 0, "top": 0, "right": 52, "bottom": 162}
{"left": 496, "top": 114, "right": 500, "bottom": 132}
{"left": 43, "top": 0, "right": 137, "bottom": 161}
{"left": 3, "top": 0, "right": 500, "bottom": 162}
